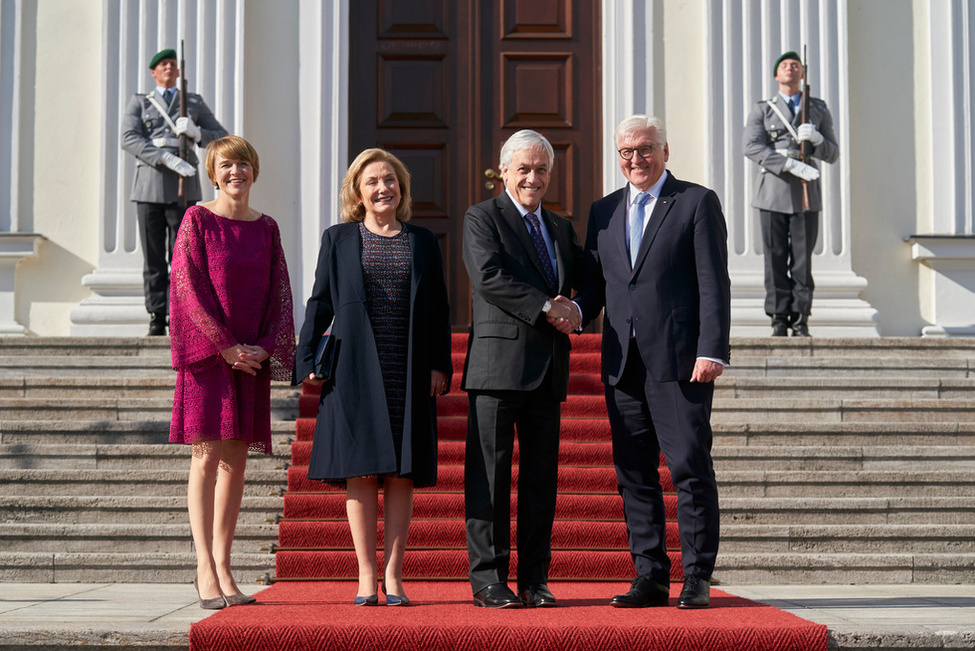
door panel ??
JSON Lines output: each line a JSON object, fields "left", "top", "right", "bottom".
{"left": 350, "top": 0, "right": 600, "bottom": 328}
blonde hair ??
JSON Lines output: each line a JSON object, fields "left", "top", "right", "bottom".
{"left": 340, "top": 148, "right": 412, "bottom": 223}
{"left": 205, "top": 135, "right": 260, "bottom": 185}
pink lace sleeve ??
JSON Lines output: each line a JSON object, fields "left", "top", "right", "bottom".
{"left": 256, "top": 218, "right": 296, "bottom": 381}
{"left": 169, "top": 208, "right": 237, "bottom": 371}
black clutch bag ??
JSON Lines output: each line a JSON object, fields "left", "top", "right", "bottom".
{"left": 313, "top": 333, "right": 338, "bottom": 382}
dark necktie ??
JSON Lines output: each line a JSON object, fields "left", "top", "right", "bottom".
{"left": 787, "top": 98, "right": 796, "bottom": 116}
{"left": 526, "top": 212, "right": 557, "bottom": 291}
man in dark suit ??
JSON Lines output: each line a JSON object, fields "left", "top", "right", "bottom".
{"left": 462, "top": 129, "right": 583, "bottom": 609}
{"left": 567, "top": 115, "right": 731, "bottom": 609}
{"left": 121, "top": 48, "right": 227, "bottom": 335}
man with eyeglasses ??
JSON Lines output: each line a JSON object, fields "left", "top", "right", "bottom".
{"left": 560, "top": 115, "right": 730, "bottom": 609}
{"left": 743, "top": 51, "right": 839, "bottom": 337}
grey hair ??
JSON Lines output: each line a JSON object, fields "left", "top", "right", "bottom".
{"left": 499, "top": 129, "right": 555, "bottom": 169}
{"left": 614, "top": 115, "right": 667, "bottom": 148}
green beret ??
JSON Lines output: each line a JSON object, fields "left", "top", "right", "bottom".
{"left": 774, "top": 51, "right": 801, "bottom": 75}
{"left": 149, "top": 48, "right": 177, "bottom": 69}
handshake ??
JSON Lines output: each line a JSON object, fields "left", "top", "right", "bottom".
{"left": 546, "top": 295, "right": 582, "bottom": 334}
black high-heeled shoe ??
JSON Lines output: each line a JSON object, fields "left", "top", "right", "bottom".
{"left": 225, "top": 592, "right": 257, "bottom": 606}
{"left": 193, "top": 578, "right": 228, "bottom": 610}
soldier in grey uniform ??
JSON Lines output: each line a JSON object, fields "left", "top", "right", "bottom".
{"left": 121, "top": 48, "right": 228, "bottom": 335}
{"left": 743, "top": 51, "right": 839, "bottom": 337}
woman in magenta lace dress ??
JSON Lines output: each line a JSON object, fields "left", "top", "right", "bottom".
{"left": 169, "top": 135, "right": 295, "bottom": 609}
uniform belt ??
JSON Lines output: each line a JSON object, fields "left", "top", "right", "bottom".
{"left": 152, "top": 137, "right": 180, "bottom": 148}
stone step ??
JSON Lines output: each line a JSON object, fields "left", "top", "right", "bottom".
{"left": 0, "top": 419, "right": 296, "bottom": 445}
{"left": 0, "top": 549, "right": 968, "bottom": 585}
{"left": 715, "top": 524, "right": 975, "bottom": 554}
{"left": 720, "top": 497, "right": 975, "bottom": 525}
{"left": 3, "top": 441, "right": 970, "bottom": 473}
{"left": 0, "top": 443, "right": 291, "bottom": 470}
{"left": 725, "top": 356, "right": 974, "bottom": 379}
{"left": 710, "top": 398, "right": 975, "bottom": 423}
{"left": 0, "top": 469, "right": 287, "bottom": 497}
{"left": 2, "top": 467, "right": 969, "bottom": 499}
{"left": 714, "top": 376, "right": 975, "bottom": 399}
{"left": 0, "top": 397, "right": 298, "bottom": 421}
{"left": 0, "top": 523, "right": 277, "bottom": 553}
{"left": 0, "top": 337, "right": 171, "bottom": 357}
{"left": 0, "top": 495, "right": 282, "bottom": 525}
{"left": 713, "top": 421, "right": 975, "bottom": 446}
{"left": 714, "top": 552, "right": 973, "bottom": 584}
{"left": 0, "top": 551, "right": 274, "bottom": 583}
{"left": 2, "top": 522, "right": 966, "bottom": 557}
{"left": 710, "top": 445, "right": 975, "bottom": 471}
{"left": 0, "top": 377, "right": 299, "bottom": 401}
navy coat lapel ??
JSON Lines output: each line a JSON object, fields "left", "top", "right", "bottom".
{"left": 335, "top": 225, "right": 367, "bottom": 303}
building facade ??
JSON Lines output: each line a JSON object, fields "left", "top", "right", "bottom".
{"left": 1, "top": 0, "right": 972, "bottom": 337}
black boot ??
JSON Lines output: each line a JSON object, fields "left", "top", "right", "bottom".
{"left": 147, "top": 313, "right": 167, "bottom": 336}
{"left": 770, "top": 315, "right": 790, "bottom": 337}
{"left": 791, "top": 313, "right": 810, "bottom": 337}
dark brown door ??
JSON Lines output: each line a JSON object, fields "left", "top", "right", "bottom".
{"left": 350, "top": 0, "right": 601, "bottom": 328}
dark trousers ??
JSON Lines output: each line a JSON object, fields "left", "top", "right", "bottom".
{"left": 465, "top": 385, "right": 561, "bottom": 595}
{"left": 760, "top": 209, "right": 818, "bottom": 317}
{"left": 137, "top": 201, "right": 192, "bottom": 317}
{"left": 605, "top": 344, "right": 719, "bottom": 583}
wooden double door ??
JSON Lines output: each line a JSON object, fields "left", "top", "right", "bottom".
{"left": 350, "top": 0, "right": 601, "bottom": 328}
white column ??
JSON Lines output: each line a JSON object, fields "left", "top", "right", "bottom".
{"left": 705, "top": 0, "right": 879, "bottom": 336}
{"left": 70, "top": 0, "right": 242, "bottom": 335}
{"left": 293, "top": 0, "right": 349, "bottom": 320}
{"left": 910, "top": 0, "right": 975, "bottom": 337}
{"left": 0, "top": 0, "right": 42, "bottom": 335}
{"left": 601, "top": 0, "right": 659, "bottom": 195}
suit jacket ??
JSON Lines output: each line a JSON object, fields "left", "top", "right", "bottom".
{"left": 295, "top": 222, "right": 453, "bottom": 487}
{"left": 121, "top": 88, "right": 228, "bottom": 204}
{"left": 461, "top": 192, "right": 583, "bottom": 401}
{"left": 742, "top": 94, "right": 839, "bottom": 213}
{"left": 575, "top": 173, "right": 731, "bottom": 385}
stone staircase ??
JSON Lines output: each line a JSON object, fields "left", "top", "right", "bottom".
{"left": 0, "top": 336, "right": 972, "bottom": 584}
{"left": 711, "top": 338, "right": 975, "bottom": 584}
{"left": 0, "top": 337, "right": 298, "bottom": 583}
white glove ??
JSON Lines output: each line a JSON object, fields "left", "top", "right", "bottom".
{"left": 783, "top": 157, "right": 820, "bottom": 181}
{"left": 797, "top": 123, "right": 824, "bottom": 147}
{"left": 174, "top": 116, "right": 201, "bottom": 142}
{"left": 160, "top": 151, "right": 197, "bottom": 178}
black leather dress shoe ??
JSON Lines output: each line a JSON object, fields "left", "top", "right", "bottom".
{"left": 609, "top": 574, "right": 670, "bottom": 608}
{"left": 147, "top": 314, "right": 166, "bottom": 336}
{"left": 473, "top": 583, "right": 523, "bottom": 609}
{"left": 519, "top": 583, "right": 557, "bottom": 607}
{"left": 771, "top": 315, "right": 790, "bottom": 337}
{"left": 677, "top": 576, "right": 710, "bottom": 609}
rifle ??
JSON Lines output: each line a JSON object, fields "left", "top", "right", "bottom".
{"left": 177, "top": 39, "right": 188, "bottom": 205}
{"left": 799, "top": 45, "right": 812, "bottom": 211}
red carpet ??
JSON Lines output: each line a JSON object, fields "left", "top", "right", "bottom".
{"left": 190, "top": 582, "right": 828, "bottom": 650}
{"left": 190, "top": 333, "right": 827, "bottom": 649}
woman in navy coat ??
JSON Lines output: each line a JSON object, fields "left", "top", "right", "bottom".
{"left": 295, "top": 148, "right": 452, "bottom": 606}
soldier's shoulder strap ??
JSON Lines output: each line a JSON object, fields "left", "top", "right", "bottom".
{"left": 145, "top": 91, "right": 179, "bottom": 134}
{"left": 765, "top": 98, "right": 799, "bottom": 143}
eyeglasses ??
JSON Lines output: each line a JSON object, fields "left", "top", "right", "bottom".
{"left": 618, "top": 145, "right": 660, "bottom": 160}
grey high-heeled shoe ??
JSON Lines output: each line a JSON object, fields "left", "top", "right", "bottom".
{"left": 225, "top": 592, "right": 257, "bottom": 606}
{"left": 193, "top": 578, "right": 229, "bottom": 610}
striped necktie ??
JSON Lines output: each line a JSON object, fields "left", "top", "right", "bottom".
{"left": 526, "top": 212, "right": 557, "bottom": 291}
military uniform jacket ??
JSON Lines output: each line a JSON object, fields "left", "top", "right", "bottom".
{"left": 743, "top": 94, "right": 839, "bottom": 214}
{"left": 120, "top": 89, "right": 228, "bottom": 204}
